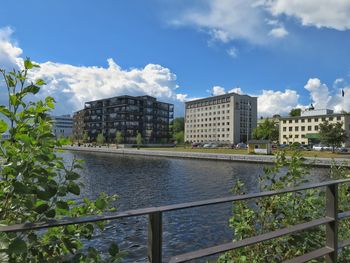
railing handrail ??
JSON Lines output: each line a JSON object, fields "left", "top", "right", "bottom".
{"left": 1, "top": 178, "right": 350, "bottom": 233}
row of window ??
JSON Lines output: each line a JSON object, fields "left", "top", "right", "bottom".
{"left": 186, "top": 122, "right": 231, "bottom": 128}
{"left": 282, "top": 116, "right": 342, "bottom": 124}
{"left": 186, "top": 103, "right": 231, "bottom": 112}
{"left": 186, "top": 110, "right": 230, "bottom": 118}
{"left": 186, "top": 97, "right": 231, "bottom": 108}
{"left": 283, "top": 134, "right": 306, "bottom": 139}
{"left": 186, "top": 134, "right": 230, "bottom": 138}
{"left": 282, "top": 125, "right": 318, "bottom": 132}
{"left": 186, "top": 128, "right": 230, "bottom": 133}
{"left": 187, "top": 116, "right": 231, "bottom": 123}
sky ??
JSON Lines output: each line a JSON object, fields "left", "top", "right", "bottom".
{"left": 0, "top": 0, "right": 350, "bottom": 117}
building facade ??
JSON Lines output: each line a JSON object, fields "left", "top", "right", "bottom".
{"left": 72, "top": 110, "right": 85, "bottom": 141}
{"left": 51, "top": 115, "right": 73, "bottom": 138}
{"left": 184, "top": 92, "right": 257, "bottom": 144}
{"left": 78, "top": 95, "right": 174, "bottom": 143}
{"left": 279, "top": 109, "right": 350, "bottom": 146}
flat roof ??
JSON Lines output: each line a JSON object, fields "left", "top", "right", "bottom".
{"left": 185, "top": 92, "right": 257, "bottom": 104}
{"left": 280, "top": 113, "right": 350, "bottom": 120}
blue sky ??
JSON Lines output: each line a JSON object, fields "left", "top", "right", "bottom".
{"left": 0, "top": 0, "right": 350, "bottom": 117}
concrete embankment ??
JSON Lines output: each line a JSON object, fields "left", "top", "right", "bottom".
{"left": 62, "top": 146, "right": 350, "bottom": 167}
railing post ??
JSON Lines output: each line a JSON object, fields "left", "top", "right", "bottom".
{"left": 326, "top": 184, "right": 338, "bottom": 263}
{"left": 148, "top": 211, "right": 162, "bottom": 263}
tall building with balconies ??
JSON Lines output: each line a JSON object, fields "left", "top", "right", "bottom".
{"left": 184, "top": 92, "right": 257, "bottom": 144}
{"left": 77, "top": 95, "right": 174, "bottom": 143}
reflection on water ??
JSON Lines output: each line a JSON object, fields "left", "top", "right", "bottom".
{"left": 62, "top": 151, "right": 330, "bottom": 262}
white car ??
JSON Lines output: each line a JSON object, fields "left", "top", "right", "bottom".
{"left": 312, "top": 144, "right": 331, "bottom": 151}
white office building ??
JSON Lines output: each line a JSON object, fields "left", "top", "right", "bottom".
{"left": 184, "top": 92, "right": 257, "bottom": 144}
{"left": 51, "top": 115, "right": 73, "bottom": 138}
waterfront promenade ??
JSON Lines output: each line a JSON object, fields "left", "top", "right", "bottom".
{"left": 63, "top": 145, "right": 350, "bottom": 167}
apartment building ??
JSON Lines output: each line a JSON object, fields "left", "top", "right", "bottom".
{"left": 279, "top": 109, "right": 350, "bottom": 146}
{"left": 51, "top": 115, "right": 73, "bottom": 138}
{"left": 184, "top": 92, "right": 257, "bottom": 144}
{"left": 77, "top": 95, "right": 174, "bottom": 143}
{"left": 72, "top": 109, "right": 85, "bottom": 141}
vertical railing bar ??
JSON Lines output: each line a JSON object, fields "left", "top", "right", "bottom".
{"left": 325, "top": 183, "right": 338, "bottom": 263}
{"left": 148, "top": 211, "right": 162, "bottom": 263}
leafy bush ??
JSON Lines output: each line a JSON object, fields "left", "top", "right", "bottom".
{"left": 0, "top": 59, "right": 122, "bottom": 262}
{"left": 218, "top": 150, "right": 350, "bottom": 262}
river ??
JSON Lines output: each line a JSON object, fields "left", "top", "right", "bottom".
{"left": 62, "top": 151, "right": 330, "bottom": 262}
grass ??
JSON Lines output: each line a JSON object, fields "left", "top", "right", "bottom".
{"left": 142, "top": 147, "right": 350, "bottom": 158}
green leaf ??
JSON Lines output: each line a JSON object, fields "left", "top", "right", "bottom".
{"left": 66, "top": 171, "right": 80, "bottom": 180}
{"left": 13, "top": 181, "right": 27, "bottom": 194}
{"left": 108, "top": 243, "right": 119, "bottom": 257}
{"left": 45, "top": 209, "right": 56, "bottom": 218}
{"left": 9, "top": 94, "right": 17, "bottom": 106}
{"left": 23, "top": 84, "right": 40, "bottom": 95}
{"left": 56, "top": 201, "right": 69, "bottom": 211}
{"left": 35, "top": 203, "right": 49, "bottom": 214}
{"left": 8, "top": 238, "right": 27, "bottom": 255}
{"left": 45, "top": 96, "right": 55, "bottom": 109}
{"left": 0, "top": 106, "right": 11, "bottom": 118}
{"left": 95, "top": 198, "right": 107, "bottom": 210}
{"left": 0, "top": 120, "right": 8, "bottom": 133}
{"left": 24, "top": 59, "right": 33, "bottom": 69}
{"left": 67, "top": 182, "right": 80, "bottom": 195}
{"left": 35, "top": 79, "right": 46, "bottom": 86}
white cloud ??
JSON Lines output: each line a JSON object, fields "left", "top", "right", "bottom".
{"left": 0, "top": 27, "right": 186, "bottom": 116}
{"left": 257, "top": 89, "right": 300, "bottom": 116}
{"left": 210, "top": 86, "right": 226, "bottom": 96}
{"left": 174, "top": 0, "right": 288, "bottom": 45}
{"left": 304, "top": 78, "right": 331, "bottom": 109}
{"left": 268, "top": 26, "right": 288, "bottom": 38}
{"left": 227, "top": 47, "right": 238, "bottom": 58}
{"left": 228, "top": 87, "right": 243, "bottom": 94}
{"left": 267, "top": 0, "right": 350, "bottom": 30}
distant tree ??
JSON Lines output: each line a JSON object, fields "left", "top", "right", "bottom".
{"left": 96, "top": 133, "right": 105, "bottom": 146}
{"left": 136, "top": 132, "right": 142, "bottom": 149}
{"left": 289, "top": 108, "right": 301, "bottom": 117}
{"left": 115, "top": 131, "right": 123, "bottom": 148}
{"left": 252, "top": 119, "right": 279, "bottom": 142}
{"left": 272, "top": 114, "right": 281, "bottom": 119}
{"left": 82, "top": 131, "right": 89, "bottom": 143}
{"left": 174, "top": 131, "right": 184, "bottom": 144}
{"left": 319, "top": 120, "right": 348, "bottom": 152}
{"left": 171, "top": 117, "right": 184, "bottom": 133}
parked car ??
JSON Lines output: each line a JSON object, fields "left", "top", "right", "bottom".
{"left": 335, "top": 147, "right": 348, "bottom": 153}
{"left": 236, "top": 142, "right": 247, "bottom": 149}
{"left": 312, "top": 144, "right": 332, "bottom": 151}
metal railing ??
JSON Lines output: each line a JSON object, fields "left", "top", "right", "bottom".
{"left": 1, "top": 179, "right": 350, "bottom": 262}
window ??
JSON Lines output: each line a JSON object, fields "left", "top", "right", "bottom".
{"left": 289, "top": 127, "right": 292, "bottom": 131}
{"left": 315, "top": 125, "right": 318, "bottom": 131}
{"left": 283, "top": 127, "right": 286, "bottom": 131}
{"left": 329, "top": 117, "right": 333, "bottom": 121}
{"left": 289, "top": 135, "right": 292, "bottom": 138}
{"left": 295, "top": 119, "right": 299, "bottom": 123}
{"left": 295, "top": 135, "right": 299, "bottom": 138}
{"left": 301, "top": 134, "right": 305, "bottom": 138}
{"left": 289, "top": 120, "right": 292, "bottom": 123}
{"left": 301, "top": 119, "right": 305, "bottom": 123}
{"left": 314, "top": 118, "right": 318, "bottom": 122}
{"left": 308, "top": 126, "right": 312, "bottom": 131}
{"left": 301, "top": 126, "right": 305, "bottom": 131}
{"left": 322, "top": 117, "right": 326, "bottom": 121}
{"left": 295, "top": 127, "right": 299, "bottom": 131}
{"left": 337, "top": 116, "right": 341, "bottom": 121}
{"left": 283, "top": 120, "right": 286, "bottom": 124}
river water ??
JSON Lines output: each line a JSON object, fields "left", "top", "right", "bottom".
{"left": 62, "top": 151, "right": 330, "bottom": 262}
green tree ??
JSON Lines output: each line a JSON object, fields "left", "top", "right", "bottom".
{"left": 319, "top": 120, "right": 348, "bottom": 152}
{"left": 115, "top": 131, "right": 123, "bottom": 148}
{"left": 96, "top": 133, "right": 105, "bottom": 146}
{"left": 252, "top": 118, "right": 279, "bottom": 141}
{"left": 171, "top": 117, "right": 184, "bottom": 133}
{"left": 82, "top": 131, "right": 89, "bottom": 143}
{"left": 0, "top": 59, "right": 122, "bottom": 262}
{"left": 136, "top": 132, "right": 142, "bottom": 149}
{"left": 289, "top": 108, "right": 301, "bottom": 117}
{"left": 174, "top": 131, "right": 184, "bottom": 144}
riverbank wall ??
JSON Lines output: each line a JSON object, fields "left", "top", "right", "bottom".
{"left": 62, "top": 146, "right": 350, "bottom": 167}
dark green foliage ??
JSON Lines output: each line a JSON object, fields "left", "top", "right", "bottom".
{"left": 96, "top": 133, "right": 105, "bottom": 145}
{"left": 0, "top": 59, "right": 122, "bottom": 262}
{"left": 171, "top": 117, "right": 184, "bottom": 143}
{"left": 319, "top": 120, "right": 348, "bottom": 152}
{"left": 218, "top": 150, "right": 350, "bottom": 262}
{"left": 252, "top": 118, "right": 279, "bottom": 141}
{"left": 289, "top": 108, "right": 301, "bottom": 117}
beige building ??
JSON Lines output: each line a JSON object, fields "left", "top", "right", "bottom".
{"left": 184, "top": 92, "right": 257, "bottom": 144}
{"left": 279, "top": 109, "right": 350, "bottom": 146}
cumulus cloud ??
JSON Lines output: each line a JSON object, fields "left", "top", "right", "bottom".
{"left": 173, "top": 0, "right": 288, "bottom": 46}
{"left": 0, "top": 27, "right": 186, "bottom": 116}
{"left": 257, "top": 89, "right": 300, "bottom": 116}
{"left": 268, "top": 26, "right": 288, "bottom": 38}
{"left": 267, "top": 0, "right": 350, "bottom": 30}
{"left": 304, "top": 78, "right": 331, "bottom": 109}
{"left": 210, "top": 86, "right": 226, "bottom": 96}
